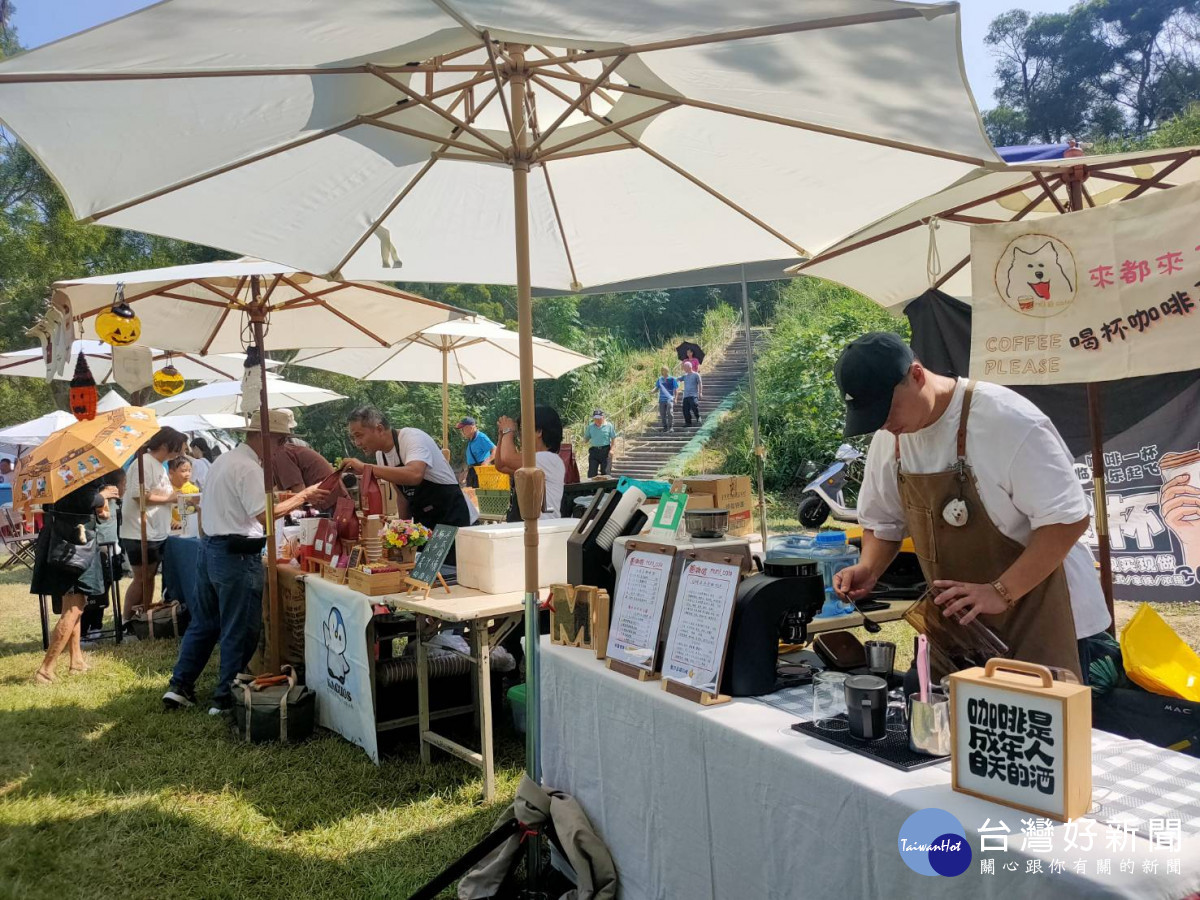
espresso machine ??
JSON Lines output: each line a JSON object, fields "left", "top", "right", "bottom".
{"left": 721, "top": 553, "right": 826, "bottom": 697}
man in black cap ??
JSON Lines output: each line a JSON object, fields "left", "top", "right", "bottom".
{"left": 831, "top": 332, "right": 1108, "bottom": 681}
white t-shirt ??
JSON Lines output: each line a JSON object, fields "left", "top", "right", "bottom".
{"left": 199, "top": 442, "right": 267, "bottom": 537}
{"left": 859, "top": 378, "right": 1110, "bottom": 639}
{"left": 537, "top": 451, "right": 566, "bottom": 519}
{"left": 376, "top": 428, "right": 458, "bottom": 486}
{"left": 190, "top": 456, "right": 212, "bottom": 489}
{"left": 119, "top": 453, "right": 174, "bottom": 542}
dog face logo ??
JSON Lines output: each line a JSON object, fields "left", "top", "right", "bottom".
{"left": 994, "top": 234, "right": 1077, "bottom": 317}
{"left": 323, "top": 607, "right": 351, "bottom": 685}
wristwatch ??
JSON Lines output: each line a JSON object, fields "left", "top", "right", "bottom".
{"left": 991, "top": 578, "right": 1018, "bottom": 610}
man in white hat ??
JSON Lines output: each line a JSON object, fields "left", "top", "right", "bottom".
{"left": 263, "top": 408, "right": 344, "bottom": 510}
{"left": 163, "top": 408, "right": 327, "bottom": 715}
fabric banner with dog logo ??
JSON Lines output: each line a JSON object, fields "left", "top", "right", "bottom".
{"left": 305, "top": 578, "right": 378, "bottom": 763}
{"left": 969, "top": 180, "right": 1200, "bottom": 385}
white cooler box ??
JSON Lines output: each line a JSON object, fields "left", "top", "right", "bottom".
{"left": 455, "top": 518, "right": 578, "bottom": 594}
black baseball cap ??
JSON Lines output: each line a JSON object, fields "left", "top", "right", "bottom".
{"left": 834, "top": 332, "right": 914, "bottom": 436}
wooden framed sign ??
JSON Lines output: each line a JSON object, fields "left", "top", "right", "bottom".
{"left": 949, "top": 659, "right": 1092, "bottom": 822}
{"left": 404, "top": 524, "right": 456, "bottom": 599}
{"left": 660, "top": 549, "right": 745, "bottom": 706}
{"left": 605, "top": 541, "right": 676, "bottom": 680}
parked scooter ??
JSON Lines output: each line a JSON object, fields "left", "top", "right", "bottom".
{"left": 797, "top": 444, "right": 863, "bottom": 528}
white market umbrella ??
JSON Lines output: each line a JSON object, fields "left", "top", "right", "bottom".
{"left": 0, "top": 339, "right": 278, "bottom": 383}
{"left": 96, "top": 390, "right": 130, "bottom": 412}
{"left": 290, "top": 317, "right": 596, "bottom": 446}
{"left": 796, "top": 147, "right": 1200, "bottom": 311}
{"left": 147, "top": 377, "right": 345, "bottom": 417}
{"left": 157, "top": 413, "right": 249, "bottom": 433}
{"left": 0, "top": 410, "right": 78, "bottom": 456}
{"left": 0, "top": 0, "right": 999, "bottom": 807}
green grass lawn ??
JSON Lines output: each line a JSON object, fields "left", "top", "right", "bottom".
{"left": 0, "top": 568, "right": 524, "bottom": 899}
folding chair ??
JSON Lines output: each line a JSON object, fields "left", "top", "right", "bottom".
{"left": 0, "top": 506, "right": 36, "bottom": 572}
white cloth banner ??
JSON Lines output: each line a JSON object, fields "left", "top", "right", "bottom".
{"left": 305, "top": 579, "right": 378, "bottom": 763}
{"left": 970, "top": 181, "right": 1200, "bottom": 385}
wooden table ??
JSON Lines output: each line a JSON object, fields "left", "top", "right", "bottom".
{"left": 384, "top": 583, "right": 525, "bottom": 801}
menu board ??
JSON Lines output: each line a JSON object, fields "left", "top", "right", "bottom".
{"left": 410, "top": 524, "right": 457, "bottom": 586}
{"left": 605, "top": 550, "right": 673, "bottom": 672}
{"left": 661, "top": 559, "right": 740, "bottom": 694}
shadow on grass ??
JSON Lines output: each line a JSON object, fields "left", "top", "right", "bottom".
{"left": 0, "top": 680, "right": 524, "bottom": 833}
{"left": 0, "top": 798, "right": 504, "bottom": 900}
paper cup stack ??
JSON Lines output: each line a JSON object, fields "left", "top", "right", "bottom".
{"left": 363, "top": 515, "right": 383, "bottom": 562}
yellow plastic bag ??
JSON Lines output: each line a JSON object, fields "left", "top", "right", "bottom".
{"left": 1119, "top": 604, "right": 1200, "bottom": 701}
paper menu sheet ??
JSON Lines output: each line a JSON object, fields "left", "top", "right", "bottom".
{"left": 606, "top": 550, "right": 673, "bottom": 669}
{"left": 662, "top": 560, "right": 739, "bottom": 693}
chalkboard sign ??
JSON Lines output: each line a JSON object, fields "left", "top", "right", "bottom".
{"left": 410, "top": 524, "right": 458, "bottom": 587}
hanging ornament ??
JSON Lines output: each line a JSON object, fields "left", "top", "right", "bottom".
{"left": 153, "top": 363, "right": 185, "bottom": 397}
{"left": 241, "top": 344, "right": 264, "bottom": 416}
{"left": 68, "top": 349, "right": 98, "bottom": 421}
{"left": 96, "top": 283, "right": 141, "bottom": 346}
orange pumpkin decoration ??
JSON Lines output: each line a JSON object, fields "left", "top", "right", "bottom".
{"left": 69, "top": 351, "right": 98, "bottom": 421}
{"left": 153, "top": 364, "right": 185, "bottom": 397}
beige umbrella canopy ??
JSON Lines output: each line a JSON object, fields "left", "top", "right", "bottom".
{"left": 0, "top": 0, "right": 998, "bottom": 793}
{"left": 290, "top": 317, "right": 596, "bottom": 447}
{"left": 0, "top": 339, "right": 277, "bottom": 382}
{"left": 796, "top": 147, "right": 1200, "bottom": 309}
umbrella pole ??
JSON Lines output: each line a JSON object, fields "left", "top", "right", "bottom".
{"left": 137, "top": 452, "right": 150, "bottom": 608}
{"left": 1065, "top": 171, "right": 1115, "bottom": 631}
{"left": 740, "top": 266, "right": 769, "bottom": 547}
{"left": 441, "top": 349, "right": 450, "bottom": 458}
{"left": 250, "top": 277, "right": 282, "bottom": 672}
{"left": 511, "top": 46, "right": 545, "bottom": 888}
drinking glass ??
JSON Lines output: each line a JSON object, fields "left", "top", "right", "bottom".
{"left": 813, "top": 671, "right": 849, "bottom": 731}
{"left": 886, "top": 689, "right": 907, "bottom": 734}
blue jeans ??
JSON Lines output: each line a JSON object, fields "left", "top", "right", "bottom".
{"left": 171, "top": 536, "right": 264, "bottom": 702}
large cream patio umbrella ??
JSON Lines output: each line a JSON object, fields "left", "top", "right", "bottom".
{"left": 41, "top": 257, "right": 460, "bottom": 671}
{"left": 0, "top": 0, "right": 999, "bottom": 799}
{"left": 146, "top": 376, "right": 345, "bottom": 417}
{"left": 290, "top": 317, "right": 596, "bottom": 448}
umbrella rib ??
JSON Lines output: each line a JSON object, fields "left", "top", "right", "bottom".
{"left": 366, "top": 64, "right": 507, "bottom": 156}
{"left": 362, "top": 118, "right": 503, "bottom": 160}
{"left": 795, "top": 177, "right": 1044, "bottom": 270}
{"left": 931, "top": 181, "right": 1052, "bottom": 290}
{"left": 534, "top": 100, "right": 678, "bottom": 160}
{"left": 1124, "top": 155, "right": 1190, "bottom": 201}
{"left": 533, "top": 46, "right": 618, "bottom": 108}
{"left": 482, "top": 32, "right": 518, "bottom": 151}
{"left": 157, "top": 291, "right": 240, "bottom": 310}
{"left": 527, "top": 8, "right": 952, "bottom": 68}
{"left": 199, "top": 305, "right": 233, "bottom": 355}
{"left": 329, "top": 78, "right": 504, "bottom": 277}
{"left": 533, "top": 72, "right": 806, "bottom": 256}
{"left": 180, "top": 353, "right": 235, "bottom": 380}
{"left": 489, "top": 339, "right": 556, "bottom": 378}
{"left": 1032, "top": 172, "right": 1067, "bottom": 213}
{"left": 279, "top": 276, "right": 390, "bottom": 347}
{"left": 537, "top": 69, "right": 992, "bottom": 167}
{"left": 1087, "top": 170, "right": 1175, "bottom": 191}
{"left": 533, "top": 142, "right": 639, "bottom": 163}
{"left": 428, "top": 0, "right": 484, "bottom": 39}
{"left": 527, "top": 54, "right": 628, "bottom": 155}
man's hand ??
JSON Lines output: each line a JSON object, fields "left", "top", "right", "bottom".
{"left": 342, "top": 457, "right": 367, "bottom": 475}
{"left": 932, "top": 580, "right": 1008, "bottom": 625}
{"left": 832, "top": 563, "right": 879, "bottom": 601}
{"left": 99, "top": 485, "right": 120, "bottom": 500}
{"left": 497, "top": 415, "right": 517, "bottom": 435}
{"left": 301, "top": 484, "right": 330, "bottom": 507}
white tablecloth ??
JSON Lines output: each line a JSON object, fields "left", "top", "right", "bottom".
{"left": 540, "top": 639, "right": 1200, "bottom": 900}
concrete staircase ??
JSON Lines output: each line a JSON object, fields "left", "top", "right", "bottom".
{"left": 610, "top": 328, "right": 768, "bottom": 480}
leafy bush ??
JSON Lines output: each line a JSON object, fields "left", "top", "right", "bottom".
{"left": 715, "top": 277, "right": 907, "bottom": 491}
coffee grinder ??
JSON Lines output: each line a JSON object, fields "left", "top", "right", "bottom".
{"left": 721, "top": 553, "right": 826, "bottom": 697}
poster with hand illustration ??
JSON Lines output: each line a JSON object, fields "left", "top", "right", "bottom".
{"left": 1078, "top": 379, "right": 1200, "bottom": 603}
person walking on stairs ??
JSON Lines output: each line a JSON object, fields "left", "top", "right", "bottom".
{"left": 681, "top": 360, "right": 703, "bottom": 427}
{"left": 654, "top": 366, "right": 680, "bottom": 433}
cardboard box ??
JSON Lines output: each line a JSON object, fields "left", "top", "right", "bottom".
{"left": 674, "top": 475, "right": 754, "bottom": 535}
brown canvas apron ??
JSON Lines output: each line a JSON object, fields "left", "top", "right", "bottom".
{"left": 896, "top": 381, "right": 1081, "bottom": 681}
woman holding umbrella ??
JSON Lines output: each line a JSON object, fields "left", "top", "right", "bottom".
{"left": 32, "top": 477, "right": 119, "bottom": 682}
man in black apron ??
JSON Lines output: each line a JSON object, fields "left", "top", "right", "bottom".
{"left": 344, "top": 406, "right": 471, "bottom": 562}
